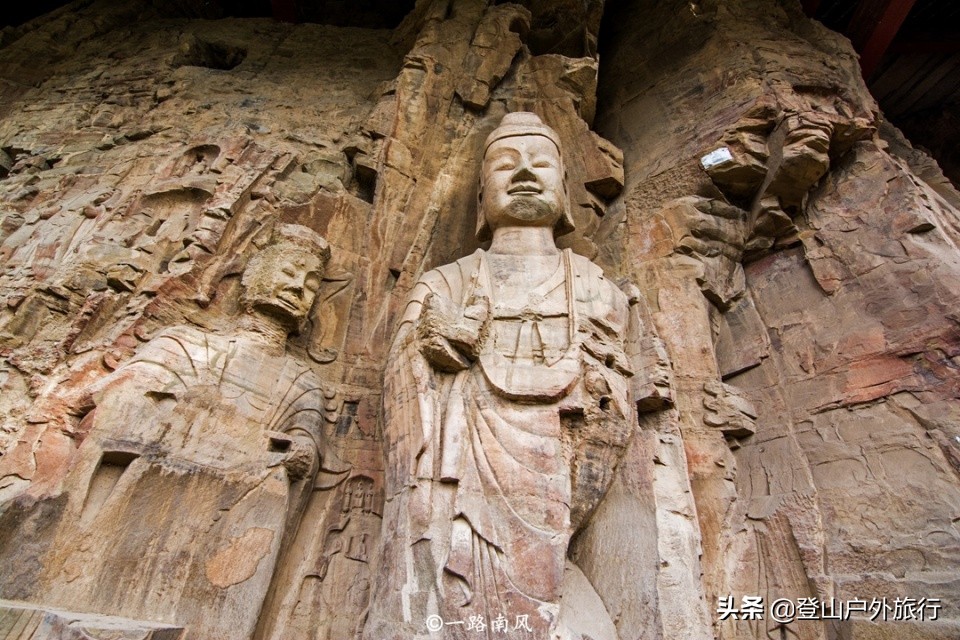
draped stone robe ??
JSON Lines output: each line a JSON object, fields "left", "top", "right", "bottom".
{"left": 366, "top": 249, "right": 635, "bottom": 640}
{"left": 38, "top": 326, "right": 326, "bottom": 640}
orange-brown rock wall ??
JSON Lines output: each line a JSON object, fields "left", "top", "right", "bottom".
{"left": 596, "top": 1, "right": 960, "bottom": 638}
{"left": 0, "top": 0, "right": 958, "bottom": 639}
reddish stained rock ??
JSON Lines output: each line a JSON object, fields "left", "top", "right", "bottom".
{"left": 0, "top": 0, "right": 958, "bottom": 639}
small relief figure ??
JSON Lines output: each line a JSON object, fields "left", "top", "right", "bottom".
{"left": 317, "top": 535, "right": 345, "bottom": 581}
{"left": 37, "top": 225, "right": 338, "bottom": 640}
{"left": 352, "top": 484, "right": 365, "bottom": 510}
{"left": 291, "top": 476, "right": 380, "bottom": 640}
{"left": 348, "top": 577, "right": 371, "bottom": 612}
{"left": 365, "top": 113, "right": 647, "bottom": 640}
{"left": 356, "top": 532, "right": 369, "bottom": 563}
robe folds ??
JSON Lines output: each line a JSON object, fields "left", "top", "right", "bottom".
{"left": 366, "top": 249, "right": 637, "bottom": 640}
{"left": 39, "top": 326, "right": 327, "bottom": 640}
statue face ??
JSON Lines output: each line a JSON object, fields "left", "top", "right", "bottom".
{"left": 243, "top": 248, "right": 322, "bottom": 330}
{"left": 481, "top": 134, "right": 565, "bottom": 232}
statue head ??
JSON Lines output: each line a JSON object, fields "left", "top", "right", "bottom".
{"left": 240, "top": 224, "right": 331, "bottom": 334}
{"left": 477, "top": 112, "right": 575, "bottom": 242}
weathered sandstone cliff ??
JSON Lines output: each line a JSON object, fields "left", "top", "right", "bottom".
{"left": 0, "top": 1, "right": 957, "bottom": 638}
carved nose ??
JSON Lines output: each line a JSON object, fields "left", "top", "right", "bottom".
{"left": 511, "top": 165, "right": 537, "bottom": 183}
{"left": 285, "top": 281, "right": 304, "bottom": 298}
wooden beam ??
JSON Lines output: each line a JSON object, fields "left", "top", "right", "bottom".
{"left": 891, "top": 35, "right": 960, "bottom": 54}
{"left": 272, "top": 0, "right": 297, "bottom": 23}
{"left": 847, "top": 0, "right": 919, "bottom": 79}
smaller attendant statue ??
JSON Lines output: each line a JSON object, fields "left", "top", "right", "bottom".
{"left": 37, "top": 225, "right": 335, "bottom": 640}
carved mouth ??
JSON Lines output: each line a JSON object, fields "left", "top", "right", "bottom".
{"left": 507, "top": 184, "right": 541, "bottom": 195}
{"left": 276, "top": 293, "right": 302, "bottom": 310}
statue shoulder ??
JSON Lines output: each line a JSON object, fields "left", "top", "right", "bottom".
{"left": 416, "top": 250, "right": 484, "bottom": 297}
{"left": 568, "top": 252, "right": 603, "bottom": 276}
{"left": 149, "top": 324, "right": 210, "bottom": 345}
{"left": 567, "top": 252, "right": 631, "bottom": 333}
{"left": 90, "top": 325, "right": 210, "bottom": 400}
{"left": 568, "top": 252, "right": 627, "bottom": 298}
{"left": 131, "top": 324, "right": 212, "bottom": 363}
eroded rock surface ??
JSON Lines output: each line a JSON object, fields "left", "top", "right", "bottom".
{"left": 597, "top": 1, "right": 960, "bottom": 638}
{"left": 0, "top": 0, "right": 958, "bottom": 639}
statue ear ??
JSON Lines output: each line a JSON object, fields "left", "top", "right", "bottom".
{"left": 306, "top": 268, "right": 353, "bottom": 363}
{"left": 554, "top": 174, "right": 576, "bottom": 237}
{"left": 476, "top": 173, "right": 491, "bottom": 242}
{"left": 476, "top": 216, "right": 492, "bottom": 242}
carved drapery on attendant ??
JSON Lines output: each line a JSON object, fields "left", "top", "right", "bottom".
{"left": 32, "top": 226, "right": 338, "bottom": 640}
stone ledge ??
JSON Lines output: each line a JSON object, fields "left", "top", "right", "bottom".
{"left": 0, "top": 600, "right": 184, "bottom": 640}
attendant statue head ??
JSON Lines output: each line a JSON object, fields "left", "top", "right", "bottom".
{"left": 477, "top": 112, "right": 575, "bottom": 242}
{"left": 240, "top": 224, "right": 331, "bottom": 334}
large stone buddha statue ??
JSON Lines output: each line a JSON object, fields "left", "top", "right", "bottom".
{"left": 365, "top": 113, "right": 639, "bottom": 640}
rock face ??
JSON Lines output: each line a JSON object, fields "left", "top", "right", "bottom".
{"left": 596, "top": 2, "right": 960, "bottom": 639}
{"left": 0, "top": 1, "right": 957, "bottom": 639}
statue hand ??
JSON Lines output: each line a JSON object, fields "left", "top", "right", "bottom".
{"left": 266, "top": 431, "right": 317, "bottom": 480}
{"left": 417, "top": 293, "right": 489, "bottom": 372}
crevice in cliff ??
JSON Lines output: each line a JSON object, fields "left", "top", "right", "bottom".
{"left": 493, "top": 0, "right": 601, "bottom": 57}
{"left": 172, "top": 33, "right": 247, "bottom": 71}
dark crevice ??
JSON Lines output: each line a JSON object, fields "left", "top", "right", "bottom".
{"left": 173, "top": 34, "right": 247, "bottom": 71}
{"left": 335, "top": 400, "right": 359, "bottom": 436}
{"left": 351, "top": 162, "right": 377, "bottom": 204}
{"left": 386, "top": 268, "right": 400, "bottom": 290}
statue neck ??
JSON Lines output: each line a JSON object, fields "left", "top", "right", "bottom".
{"left": 488, "top": 226, "right": 559, "bottom": 256}
{"left": 237, "top": 310, "right": 291, "bottom": 353}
